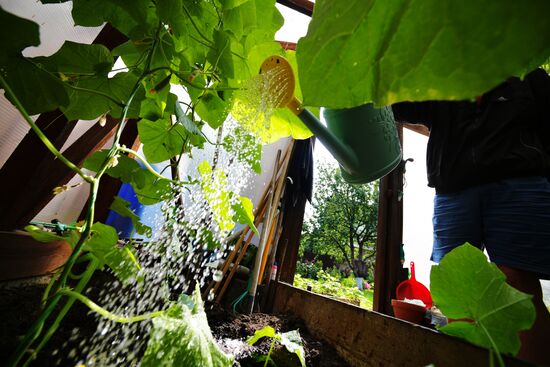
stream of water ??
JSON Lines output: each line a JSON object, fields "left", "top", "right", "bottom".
{"left": 50, "top": 66, "right": 291, "bottom": 366}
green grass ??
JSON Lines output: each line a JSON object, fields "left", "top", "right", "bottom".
{"left": 293, "top": 272, "right": 374, "bottom": 310}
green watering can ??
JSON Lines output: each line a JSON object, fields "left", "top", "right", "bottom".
{"left": 260, "top": 56, "right": 402, "bottom": 184}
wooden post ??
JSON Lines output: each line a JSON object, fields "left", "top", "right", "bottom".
{"left": 373, "top": 125, "right": 405, "bottom": 315}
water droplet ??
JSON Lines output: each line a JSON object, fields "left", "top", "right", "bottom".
{"left": 213, "top": 270, "right": 223, "bottom": 282}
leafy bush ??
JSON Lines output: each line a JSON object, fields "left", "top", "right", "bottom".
{"left": 340, "top": 274, "right": 356, "bottom": 288}
{"left": 326, "top": 266, "right": 342, "bottom": 279}
{"left": 294, "top": 271, "right": 373, "bottom": 309}
{"left": 295, "top": 260, "right": 323, "bottom": 280}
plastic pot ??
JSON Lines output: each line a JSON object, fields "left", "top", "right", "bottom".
{"left": 391, "top": 299, "right": 427, "bottom": 324}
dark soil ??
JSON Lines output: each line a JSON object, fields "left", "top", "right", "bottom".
{"left": 1, "top": 276, "right": 349, "bottom": 367}
{"left": 207, "top": 305, "right": 350, "bottom": 367}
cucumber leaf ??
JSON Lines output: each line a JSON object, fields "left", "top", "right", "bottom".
{"left": 430, "top": 243, "right": 536, "bottom": 355}
{"left": 222, "top": 0, "right": 284, "bottom": 44}
{"left": 71, "top": 0, "right": 158, "bottom": 39}
{"left": 223, "top": 127, "right": 262, "bottom": 174}
{"left": 109, "top": 196, "right": 152, "bottom": 237}
{"left": 0, "top": 8, "right": 69, "bottom": 114}
{"left": 83, "top": 223, "right": 140, "bottom": 283}
{"left": 34, "top": 41, "right": 113, "bottom": 77}
{"left": 83, "top": 150, "right": 172, "bottom": 205}
{"left": 279, "top": 330, "right": 306, "bottom": 367}
{"left": 247, "top": 326, "right": 306, "bottom": 367}
{"left": 61, "top": 71, "right": 145, "bottom": 121}
{"left": 138, "top": 118, "right": 188, "bottom": 163}
{"left": 198, "top": 161, "right": 235, "bottom": 233}
{"left": 141, "top": 286, "right": 233, "bottom": 367}
{"left": 247, "top": 325, "right": 276, "bottom": 345}
{"left": 232, "top": 196, "right": 258, "bottom": 236}
{"left": 297, "top": 0, "right": 550, "bottom": 108}
{"left": 198, "top": 161, "right": 257, "bottom": 235}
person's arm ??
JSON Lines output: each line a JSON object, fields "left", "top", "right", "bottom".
{"left": 391, "top": 101, "right": 437, "bottom": 129}
{"left": 526, "top": 68, "right": 550, "bottom": 151}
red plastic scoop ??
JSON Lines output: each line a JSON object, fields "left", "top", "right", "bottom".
{"left": 396, "top": 261, "right": 433, "bottom": 308}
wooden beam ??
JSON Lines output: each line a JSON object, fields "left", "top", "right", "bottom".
{"left": 402, "top": 122, "right": 430, "bottom": 137}
{"left": 276, "top": 0, "right": 314, "bottom": 16}
{"left": 0, "top": 111, "right": 71, "bottom": 230}
{"left": 0, "top": 24, "right": 128, "bottom": 230}
{"left": 3, "top": 118, "right": 118, "bottom": 229}
{"left": 278, "top": 41, "right": 297, "bottom": 50}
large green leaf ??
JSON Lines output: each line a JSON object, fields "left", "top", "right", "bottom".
{"left": 140, "top": 92, "right": 178, "bottom": 121}
{"left": 223, "top": 127, "right": 262, "bottom": 174}
{"left": 141, "top": 286, "right": 233, "bottom": 367}
{"left": 174, "top": 101, "right": 206, "bottom": 147}
{"left": 83, "top": 223, "right": 140, "bottom": 283}
{"left": 279, "top": 330, "right": 306, "bottom": 367}
{"left": 297, "top": 0, "right": 550, "bottom": 108}
{"left": 430, "top": 243, "right": 536, "bottom": 355}
{"left": 61, "top": 71, "right": 145, "bottom": 120}
{"left": 35, "top": 41, "right": 113, "bottom": 77}
{"left": 198, "top": 160, "right": 258, "bottom": 234}
{"left": 208, "top": 30, "right": 248, "bottom": 80}
{"left": 222, "top": 0, "right": 283, "bottom": 43}
{"left": 83, "top": 150, "right": 172, "bottom": 205}
{"left": 232, "top": 196, "right": 258, "bottom": 236}
{"left": 156, "top": 0, "right": 217, "bottom": 58}
{"left": 0, "top": 8, "right": 69, "bottom": 114}
{"left": 187, "top": 77, "right": 232, "bottom": 129}
{"left": 139, "top": 71, "right": 173, "bottom": 120}
{"left": 109, "top": 196, "right": 152, "bottom": 237}
{"left": 71, "top": 0, "right": 157, "bottom": 39}
{"left": 198, "top": 161, "right": 235, "bottom": 233}
{"left": 138, "top": 118, "right": 188, "bottom": 163}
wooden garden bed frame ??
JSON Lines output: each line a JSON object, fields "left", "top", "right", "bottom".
{"left": 272, "top": 282, "right": 529, "bottom": 367}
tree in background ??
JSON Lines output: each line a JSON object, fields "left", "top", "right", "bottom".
{"left": 301, "top": 163, "right": 378, "bottom": 287}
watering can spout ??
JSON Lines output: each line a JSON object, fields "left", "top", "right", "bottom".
{"left": 296, "top": 107, "right": 361, "bottom": 175}
{"left": 260, "top": 56, "right": 402, "bottom": 184}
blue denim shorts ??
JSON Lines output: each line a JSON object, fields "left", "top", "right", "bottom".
{"left": 432, "top": 176, "right": 550, "bottom": 279}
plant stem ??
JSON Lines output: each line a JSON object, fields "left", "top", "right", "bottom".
{"left": 7, "top": 293, "right": 63, "bottom": 367}
{"left": 41, "top": 270, "right": 61, "bottom": 307}
{"left": 0, "top": 74, "right": 92, "bottom": 183}
{"left": 181, "top": 3, "right": 214, "bottom": 47}
{"left": 54, "top": 179, "right": 99, "bottom": 291}
{"left": 479, "top": 322, "right": 505, "bottom": 367}
{"left": 58, "top": 289, "right": 166, "bottom": 323}
{"left": 264, "top": 338, "right": 277, "bottom": 367}
{"left": 22, "top": 258, "right": 100, "bottom": 367}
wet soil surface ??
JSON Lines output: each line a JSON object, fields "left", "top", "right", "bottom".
{"left": 1, "top": 278, "right": 349, "bottom": 366}
{"left": 207, "top": 305, "right": 350, "bottom": 367}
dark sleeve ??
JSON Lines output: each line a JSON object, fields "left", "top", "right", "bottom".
{"left": 391, "top": 101, "right": 437, "bottom": 129}
{"left": 525, "top": 68, "right": 550, "bottom": 151}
